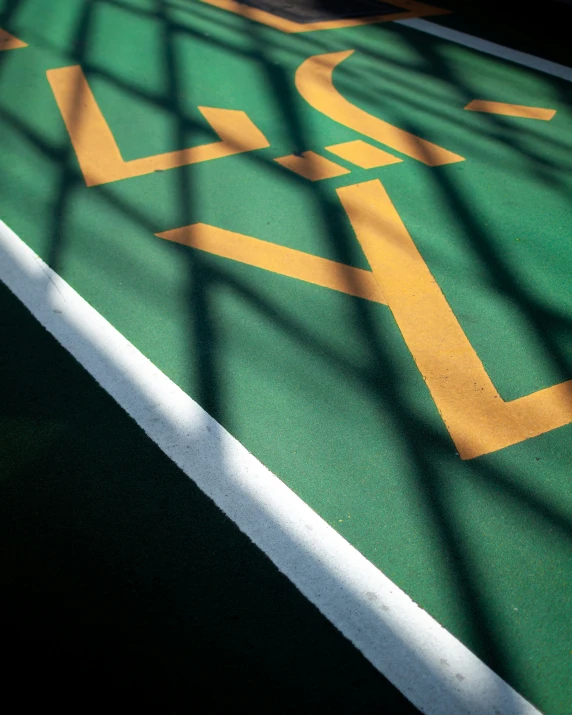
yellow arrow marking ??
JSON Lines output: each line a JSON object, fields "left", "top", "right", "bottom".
{"left": 157, "top": 223, "right": 386, "bottom": 305}
{"left": 338, "top": 179, "right": 572, "bottom": 459}
{"left": 0, "top": 28, "right": 27, "bottom": 50}
{"left": 296, "top": 51, "right": 465, "bottom": 167}
{"left": 47, "top": 65, "right": 270, "bottom": 187}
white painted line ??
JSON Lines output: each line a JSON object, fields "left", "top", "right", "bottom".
{"left": 397, "top": 18, "right": 572, "bottom": 82}
{"left": 0, "top": 220, "right": 540, "bottom": 714}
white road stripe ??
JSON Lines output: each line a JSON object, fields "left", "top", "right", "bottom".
{"left": 0, "top": 219, "right": 540, "bottom": 714}
{"left": 397, "top": 18, "right": 572, "bottom": 81}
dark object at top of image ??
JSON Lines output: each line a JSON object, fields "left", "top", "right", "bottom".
{"left": 237, "top": 0, "right": 404, "bottom": 23}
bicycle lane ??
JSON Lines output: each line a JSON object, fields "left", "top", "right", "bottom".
{"left": 1, "top": 1, "right": 571, "bottom": 712}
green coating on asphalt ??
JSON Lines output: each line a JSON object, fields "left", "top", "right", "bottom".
{"left": 0, "top": 1, "right": 571, "bottom": 711}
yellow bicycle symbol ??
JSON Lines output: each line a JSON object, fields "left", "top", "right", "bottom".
{"left": 47, "top": 49, "right": 572, "bottom": 459}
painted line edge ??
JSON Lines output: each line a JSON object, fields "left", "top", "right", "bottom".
{"left": 0, "top": 220, "right": 540, "bottom": 715}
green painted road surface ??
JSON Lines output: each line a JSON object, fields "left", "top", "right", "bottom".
{"left": 1, "top": 1, "right": 571, "bottom": 712}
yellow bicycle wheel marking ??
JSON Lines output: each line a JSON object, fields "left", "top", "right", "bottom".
{"left": 295, "top": 51, "right": 465, "bottom": 167}
{"left": 47, "top": 65, "right": 270, "bottom": 187}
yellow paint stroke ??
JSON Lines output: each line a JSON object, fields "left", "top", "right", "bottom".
{"left": 0, "top": 28, "right": 27, "bottom": 50}
{"left": 465, "top": 100, "right": 556, "bottom": 121}
{"left": 157, "top": 223, "right": 386, "bottom": 305}
{"left": 326, "top": 139, "right": 402, "bottom": 169}
{"left": 47, "top": 65, "right": 270, "bottom": 187}
{"left": 199, "top": 0, "right": 448, "bottom": 34}
{"left": 274, "top": 151, "right": 350, "bottom": 181}
{"left": 296, "top": 51, "right": 464, "bottom": 167}
{"left": 337, "top": 179, "right": 572, "bottom": 459}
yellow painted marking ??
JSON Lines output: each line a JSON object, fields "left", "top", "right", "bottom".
{"left": 0, "top": 28, "right": 27, "bottom": 50}
{"left": 465, "top": 100, "right": 556, "bottom": 121}
{"left": 47, "top": 65, "right": 270, "bottom": 187}
{"left": 296, "top": 51, "right": 465, "bottom": 167}
{"left": 337, "top": 179, "right": 572, "bottom": 459}
{"left": 157, "top": 223, "right": 387, "bottom": 305}
{"left": 326, "top": 140, "right": 402, "bottom": 169}
{"left": 274, "top": 151, "right": 351, "bottom": 181}
{"left": 199, "top": 0, "right": 448, "bottom": 34}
